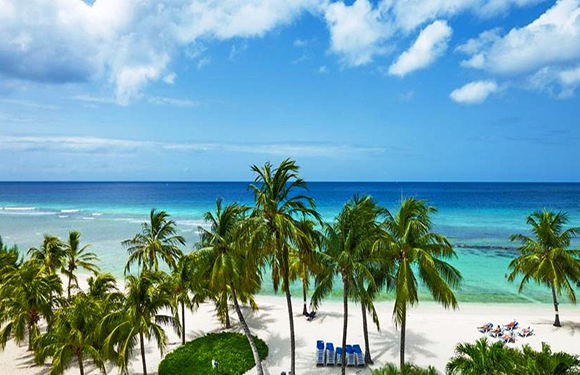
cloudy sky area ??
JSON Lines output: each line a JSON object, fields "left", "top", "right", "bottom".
{"left": 0, "top": 0, "right": 579, "bottom": 181}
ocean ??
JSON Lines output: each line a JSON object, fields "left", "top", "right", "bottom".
{"left": 1, "top": 182, "right": 579, "bottom": 304}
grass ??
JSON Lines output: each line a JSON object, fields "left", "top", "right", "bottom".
{"left": 158, "top": 331, "right": 268, "bottom": 375}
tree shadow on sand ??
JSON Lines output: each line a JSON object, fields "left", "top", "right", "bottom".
{"left": 370, "top": 328, "right": 437, "bottom": 363}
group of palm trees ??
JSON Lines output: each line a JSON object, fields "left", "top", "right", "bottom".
{"left": 1, "top": 158, "right": 579, "bottom": 375}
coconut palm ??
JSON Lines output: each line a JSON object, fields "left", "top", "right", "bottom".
{"left": 373, "top": 362, "right": 438, "bottom": 375}
{"left": 249, "top": 159, "right": 320, "bottom": 375}
{"left": 123, "top": 209, "right": 185, "bottom": 274}
{"left": 28, "top": 235, "right": 67, "bottom": 275}
{"left": 0, "top": 260, "right": 63, "bottom": 350}
{"left": 102, "top": 271, "right": 179, "bottom": 375}
{"left": 375, "top": 198, "right": 461, "bottom": 369}
{"left": 63, "top": 231, "right": 100, "bottom": 298}
{"left": 196, "top": 198, "right": 265, "bottom": 374}
{"left": 289, "top": 218, "right": 322, "bottom": 316}
{"left": 171, "top": 254, "right": 208, "bottom": 345}
{"left": 311, "top": 195, "right": 382, "bottom": 374}
{"left": 34, "top": 292, "right": 106, "bottom": 375}
{"left": 0, "top": 236, "right": 20, "bottom": 281}
{"left": 446, "top": 338, "right": 517, "bottom": 375}
{"left": 517, "top": 342, "right": 580, "bottom": 375}
{"left": 508, "top": 210, "right": 580, "bottom": 327}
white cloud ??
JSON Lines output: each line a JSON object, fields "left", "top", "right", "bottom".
{"left": 389, "top": 20, "right": 452, "bottom": 77}
{"left": 450, "top": 80, "right": 499, "bottom": 104}
{"left": 458, "top": 0, "right": 580, "bottom": 75}
{"left": 163, "top": 72, "right": 177, "bottom": 84}
{"left": 0, "top": 134, "right": 385, "bottom": 158}
{"left": 148, "top": 96, "right": 201, "bottom": 107}
{"left": 197, "top": 57, "right": 211, "bottom": 70}
{"left": 324, "top": 0, "right": 393, "bottom": 66}
{"left": 229, "top": 41, "right": 248, "bottom": 60}
{"left": 318, "top": 65, "right": 329, "bottom": 74}
{"left": 293, "top": 39, "right": 308, "bottom": 47}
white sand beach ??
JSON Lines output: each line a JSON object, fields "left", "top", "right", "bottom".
{"left": 2, "top": 292, "right": 580, "bottom": 375}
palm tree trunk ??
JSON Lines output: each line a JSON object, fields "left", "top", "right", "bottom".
{"left": 181, "top": 300, "right": 186, "bottom": 345}
{"left": 139, "top": 331, "right": 147, "bottom": 375}
{"left": 361, "top": 302, "right": 373, "bottom": 364}
{"left": 400, "top": 305, "right": 406, "bottom": 369}
{"left": 230, "top": 283, "right": 264, "bottom": 375}
{"left": 67, "top": 274, "right": 72, "bottom": 299}
{"left": 302, "top": 281, "right": 308, "bottom": 315}
{"left": 77, "top": 353, "right": 85, "bottom": 375}
{"left": 551, "top": 283, "right": 561, "bottom": 327}
{"left": 284, "top": 278, "right": 296, "bottom": 375}
{"left": 341, "top": 277, "right": 348, "bottom": 375}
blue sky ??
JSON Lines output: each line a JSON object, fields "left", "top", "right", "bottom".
{"left": 1, "top": 0, "right": 579, "bottom": 181}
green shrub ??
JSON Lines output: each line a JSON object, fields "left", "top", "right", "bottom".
{"left": 372, "top": 363, "right": 438, "bottom": 375}
{"left": 158, "top": 332, "right": 268, "bottom": 375}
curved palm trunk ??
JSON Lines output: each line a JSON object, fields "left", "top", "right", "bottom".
{"left": 302, "top": 281, "right": 308, "bottom": 315}
{"left": 400, "top": 305, "right": 406, "bottom": 369}
{"left": 361, "top": 303, "right": 373, "bottom": 364}
{"left": 285, "top": 279, "right": 296, "bottom": 375}
{"left": 139, "top": 331, "right": 147, "bottom": 375}
{"left": 230, "top": 283, "right": 264, "bottom": 375}
{"left": 341, "top": 277, "right": 348, "bottom": 375}
{"left": 551, "top": 283, "right": 561, "bottom": 327}
{"left": 77, "top": 352, "right": 85, "bottom": 375}
{"left": 181, "top": 300, "right": 186, "bottom": 345}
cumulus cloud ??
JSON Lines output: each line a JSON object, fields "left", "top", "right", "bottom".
{"left": 388, "top": 20, "right": 452, "bottom": 76}
{"left": 324, "top": 0, "right": 393, "bottom": 66}
{"left": 450, "top": 80, "right": 499, "bottom": 104}
{"left": 458, "top": 0, "right": 580, "bottom": 75}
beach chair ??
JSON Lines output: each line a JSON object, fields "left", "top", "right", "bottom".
{"left": 326, "top": 342, "right": 335, "bottom": 366}
{"left": 345, "top": 345, "right": 355, "bottom": 366}
{"left": 501, "top": 332, "right": 515, "bottom": 343}
{"left": 353, "top": 344, "right": 365, "bottom": 367}
{"left": 336, "top": 347, "right": 343, "bottom": 365}
{"left": 489, "top": 326, "right": 504, "bottom": 338}
{"left": 517, "top": 327, "right": 534, "bottom": 337}
{"left": 316, "top": 340, "right": 325, "bottom": 366}
{"left": 504, "top": 320, "right": 519, "bottom": 331}
{"left": 478, "top": 322, "right": 493, "bottom": 333}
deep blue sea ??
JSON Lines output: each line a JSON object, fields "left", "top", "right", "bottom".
{"left": 1, "top": 182, "right": 579, "bottom": 303}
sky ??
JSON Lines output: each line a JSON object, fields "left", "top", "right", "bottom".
{"left": 0, "top": 0, "right": 579, "bottom": 182}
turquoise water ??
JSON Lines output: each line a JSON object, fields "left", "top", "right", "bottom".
{"left": 1, "top": 182, "right": 579, "bottom": 303}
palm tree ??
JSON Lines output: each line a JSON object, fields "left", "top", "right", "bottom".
{"left": 196, "top": 198, "right": 265, "bottom": 374}
{"left": 446, "top": 338, "right": 517, "bottom": 375}
{"left": 171, "top": 254, "right": 208, "bottom": 345}
{"left": 102, "top": 271, "right": 179, "bottom": 375}
{"left": 517, "top": 342, "right": 580, "bottom": 374}
{"left": 289, "top": 218, "right": 322, "bottom": 316}
{"left": 63, "top": 231, "right": 100, "bottom": 298}
{"left": 123, "top": 209, "right": 185, "bottom": 274}
{"left": 0, "top": 236, "right": 20, "bottom": 282}
{"left": 375, "top": 198, "right": 461, "bottom": 369}
{"left": 311, "top": 195, "right": 382, "bottom": 374}
{"left": 28, "top": 235, "right": 67, "bottom": 275}
{"left": 373, "top": 362, "right": 438, "bottom": 375}
{"left": 34, "top": 293, "right": 106, "bottom": 375}
{"left": 508, "top": 210, "right": 580, "bottom": 327}
{"left": 0, "top": 260, "right": 63, "bottom": 350}
{"left": 249, "top": 159, "right": 320, "bottom": 375}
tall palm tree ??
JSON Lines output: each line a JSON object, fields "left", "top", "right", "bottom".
{"left": 446, "top": 338, "right": 517, "bottom": 375}
{"left": 123, "top": 209, "right": 185, "bottom": 274}
{"left": 375, "top": 198, "right": 461, "bottom": 369}
{"left": 196, "top": 198, "right": 265, "bottom": 375}
{"left": 34, "top": 293, "right": 106, "bottom": 375}
{"left": 508, "top": 210, "right": 580, "bottom": 327}
{"left": 171, "top": 254, "right": 208, "bottom": 345}
{"left": 289, "top": 218, "right": 322, "bottom": 316}
{"left": 249, "top": 159, "right": 320, "bottom": 375}
{"left": 28, "top": 235, "right": 67, "bottom": 275}
{"left": 63, "top": 231, "right": 100, "bottom": 298}
{"left": 311, "top": 195, "right": 382, "bottom": 375}
{"left": 0, "top": 260, "right": 63, "bottom": 350}
{"left": 102, "top": 271, "right": 179, "bottom": 375}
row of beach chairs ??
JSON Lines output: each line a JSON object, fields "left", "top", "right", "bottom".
{"left": 316, "top": 341, "right": 365, "bottom": 367}
{"left": 477, "top": 319, "right": 534, "bottom": 343}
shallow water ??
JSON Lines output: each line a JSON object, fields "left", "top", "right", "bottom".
{"left": 1, "top": 182, "right": 579, "bottom": 303}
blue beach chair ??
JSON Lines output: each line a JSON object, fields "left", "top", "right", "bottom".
{"left": 336, "top": 347, "right": 343, "bottom": 365}
{"left": 325, "top": 342, "right": 335, "bottom": 366}
{"left": 345, "top": 345, "right": 355, "bottom": 366}
{"left": 353, "top": 344, "right": 364, "bottom": 366}
{"left": 316, "top": 340, "right": 325, "bottom": 366}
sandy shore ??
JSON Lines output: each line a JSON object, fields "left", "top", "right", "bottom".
{"left": 2, "top": 276, "right": 580, "bottom": 375}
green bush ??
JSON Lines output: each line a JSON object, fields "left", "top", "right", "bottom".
{"left": 372, "top": 363, "right": 438, "bottom": 375}
{"left": 158, "top": 332, "right": 268, "bottom": 375}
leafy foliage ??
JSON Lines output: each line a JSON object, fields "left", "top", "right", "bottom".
{"left": 158, "top": 332, "right": 268, "bottom": 375}
{"left": 372, "top": 362, "right": 438, "bottom": 375}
